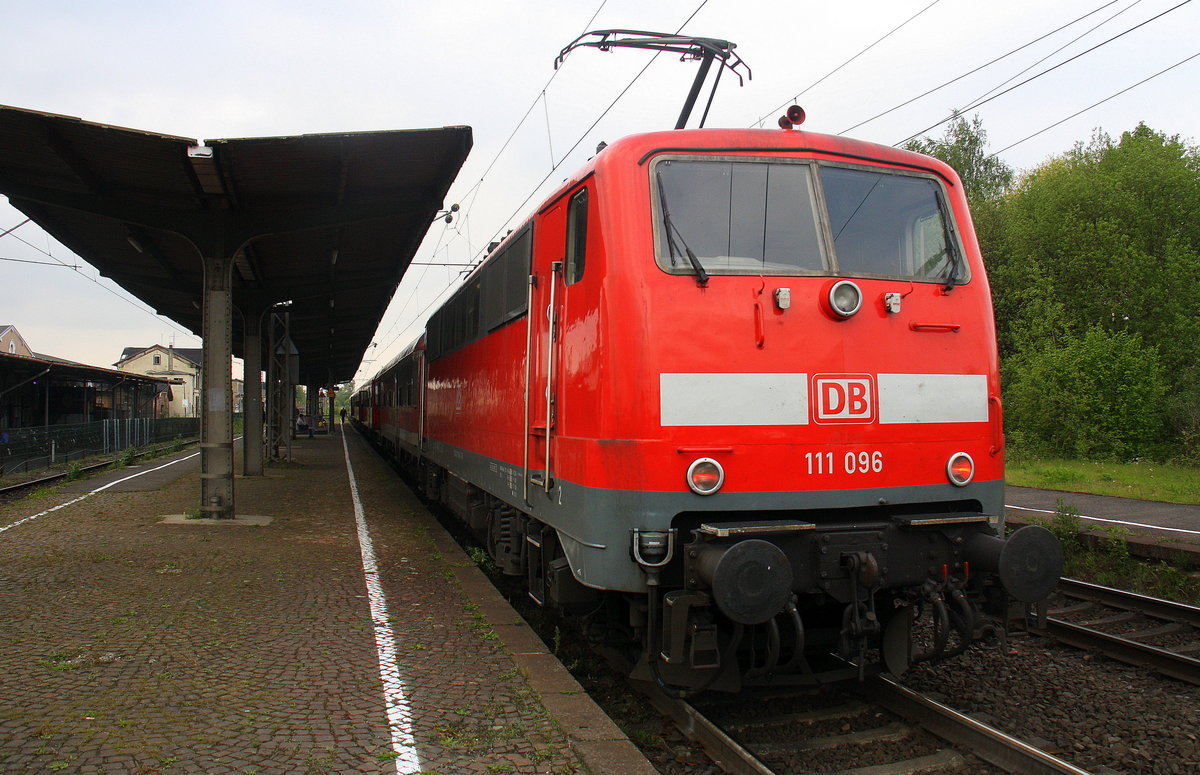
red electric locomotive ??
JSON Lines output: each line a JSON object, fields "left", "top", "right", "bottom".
{"left": 355, "top": 119, "right": 1061, "bottom": 692}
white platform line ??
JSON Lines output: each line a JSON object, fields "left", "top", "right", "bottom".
{"left": 1006, "top": 504, "right": 1200, "bottom": 538}
{"left": 340, "top": 426, "right": 422, "bottom": 773}
{"left": 1, "top": 450, "right": 201, "bottom": 535}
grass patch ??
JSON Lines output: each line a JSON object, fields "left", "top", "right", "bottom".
{"left": 1006, "top": 456, "right": 1200, "bottom": 504}
{"left": 1028, "top": 502, "right": 1200, "bottom": 605}
{"left": 619, "top": 723, "right": 660, "bottom": 748}
{"left": 37, "top": 653, "right": 82, "bottom": 671}
{"left": 466, "top": 545, "right": 499, "bottom": 578}
{"left": 111, "top": 447, "right": 137, "bottom": 469}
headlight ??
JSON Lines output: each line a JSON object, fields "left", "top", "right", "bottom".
{"left": 947, "top": 452, "right": 975, "bottom": 486}
{"left": 687, "top": 458, "right": 725, "bottom": 495}
{"left": 828, "top": 280, "right": 863, "bottom": 318}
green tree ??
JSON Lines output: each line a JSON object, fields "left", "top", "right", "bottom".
{"left": 991, "top": 124, "right": 1200, "bottom": 459}
{"left": 904, "top": 113, "right": 1015, "bottom": 205}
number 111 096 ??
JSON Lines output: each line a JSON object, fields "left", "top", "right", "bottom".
{"left": 805, "top": 451, "right": 883, "bottom": 475}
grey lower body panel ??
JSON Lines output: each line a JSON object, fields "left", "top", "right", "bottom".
{"left": 422, "top": 439, "right": 1004, "bottom": 593}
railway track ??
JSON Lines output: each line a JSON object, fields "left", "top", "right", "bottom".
{"left": 0, "top": 460, "right": 115, "bottom": 501}
{"left": 1033, "top": 577, "right": 1200, "bottom": 685}
{"left": 633, "top": 673, "right": 1092, "bottom": 775}
{"left": 0, "top": 441, "right": 198, "bottom": 502}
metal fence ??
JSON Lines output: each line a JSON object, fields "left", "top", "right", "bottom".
{"left": 0, "top": 417, "right": 201, "bottom": 477}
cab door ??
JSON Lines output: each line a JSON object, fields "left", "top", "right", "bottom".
{"left": 526, "top": 203, "right": 566, "bottom": 500}
{"left": 524, "top": 185, "right": 589, "bottom": 504}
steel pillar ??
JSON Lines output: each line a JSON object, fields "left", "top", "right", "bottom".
{"left": 242, "top": 312, "right": 264, "bottom": 476}
{"left": 266, "top": 311, "right": 295, "bottom": 462}
{"left": 200, "top": 254, "right": 235, "bottom": 518}
{"left": 306, "top": 384, "right": 318, "bottom": 420}
{"left": 327, "top": 372, "right": 336, "bottom": 430}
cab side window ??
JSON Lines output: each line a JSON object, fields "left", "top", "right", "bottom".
{"left": 565, "top": 188, "right": 588, "bottom": 285}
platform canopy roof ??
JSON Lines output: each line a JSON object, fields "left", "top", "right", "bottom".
{"left": 0, "top": 104, "right": 472, "bottom": 386}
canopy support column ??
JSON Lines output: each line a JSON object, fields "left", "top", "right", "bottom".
{"left": 266, "top": 311, "right": 295, "bottom": 462}
{"left": 200, "top": 253, "right": 235, "bottom": 518}
{"left": 242, "top": 310, "right": 264, "bottom": 477}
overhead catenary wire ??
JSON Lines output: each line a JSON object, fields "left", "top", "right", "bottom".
{"left": 959, "top": 0, "right": 1147, "bottom": 112}
{"left": 752, "top": 0, "right": 943, "bottom": 128}
{"left": 447, "top": 0, "right": 610, "bottom": 214}
{"left": 1, "top": 217, "right": 30, "bottom": 240}
{"left": 990, "top": 49, "right": 1200, "bottom": 157}
{"left": 895, "top": 0, "right": 1193, "bottom": 146}
{"left": 840, "top": 0, "right": 1127, "bottom": 135}
{"left": 3, "top": 224, "right": 199, "bottom": 342}
{"left": 355, "top": 1, "right": 612, "bottom": 380}
{"left": 1, "top": 256, "right": 81, "bottom": 268}
{"left": 360, "top": 0, "right": 714, "bottom": 378}
{"left": 475, "top": 0, "right": 713, "bottom": 263}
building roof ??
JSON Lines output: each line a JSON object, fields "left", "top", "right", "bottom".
{"left": 0, "top": 104, "right": 473, "bottom": 386}
{"left": 116, "top": 345, "right": 203, "bottom": 368}
{"left": 0, "top": 350, "right": 171, "bottom": 385}
{"left": 30, "top": 352, "right": 85, "bottom": 366}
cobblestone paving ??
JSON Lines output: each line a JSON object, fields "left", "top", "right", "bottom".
{"left": 0, "top": 430, "right": 588, "bottom": 774}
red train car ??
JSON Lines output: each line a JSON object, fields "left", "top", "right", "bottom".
{"left": 355, "top": 124, "right": 1061, "bottom": 692}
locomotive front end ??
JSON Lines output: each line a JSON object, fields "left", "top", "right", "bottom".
{"left": 609, "top": 128, "right": 1063, "bottom": 692}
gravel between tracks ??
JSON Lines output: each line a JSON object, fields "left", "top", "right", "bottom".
{"left": 900, "top": 633, "right": 1200, "bottom": 774}
{"left": 564, "top": 626, "right": 1200, "bottom": 774}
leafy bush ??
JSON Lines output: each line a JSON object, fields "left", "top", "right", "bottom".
{"left": 1004, "top": 327, "right": 1165, "bottom": 460}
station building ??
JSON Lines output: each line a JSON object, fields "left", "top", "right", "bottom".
{"left": 1, "top": 326, "right": 171, "bottom": 430}
{"left": 114, "top": 345, "right": 202, "bottom": 418}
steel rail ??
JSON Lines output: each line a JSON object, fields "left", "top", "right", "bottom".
{"left": 634, "top": 671, "right": 1095, "bottom": 775}
{"left": 0, "top": 460, "right": 112, "bottom": 498}
{"left": 1039, "top": 577, "right": 1200, "bottom": 685}
{"left": 1041, "top": 617, "right": 1200, "bottom": 686}
{"left": 0, "top": 440, "right": 199, "bottom": 500}
{"left": 631, "top": 679, "right": 774, "bottom": 775}
{"left": 864, "top": 675, "right": 1094, "bottom": 775}
{"left": 1057, "top": 577, "right": 1200, "bottom": 627}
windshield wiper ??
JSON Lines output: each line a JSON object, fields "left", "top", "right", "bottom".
{"left": 657, "top": 174, "right": 709, "bottom": 286}
{"left": 937, "top": 205, "right": 962, "bottom": 293}
{"left": 940, "top": 246, "right": 962, "bottom": 292}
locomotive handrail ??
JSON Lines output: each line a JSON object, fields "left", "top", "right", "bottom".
{"left": 908, "top": 322, "right": 961, "bottom": 332}
{"left": 989, "top": 395, "right": 1004, "bottom": 456}
{"left": 522, "top": 274, "right": 536, "bottom": 504}
{"left": 542, "top": 261, "right": 562, "bottom": 493}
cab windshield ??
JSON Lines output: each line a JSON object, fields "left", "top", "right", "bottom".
{"left": 652, "top": 157, "right": 962, "bottom": 283}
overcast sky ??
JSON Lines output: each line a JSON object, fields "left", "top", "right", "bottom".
{"left": 3, "top": 0, "right": 1197, "bottom": 382}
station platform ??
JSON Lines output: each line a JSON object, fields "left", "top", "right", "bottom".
{"left": 0, "top": 425, "right": 656, "bottom": 774}
{"left": 1005, "top": 485, "right": 1200, "bottom": 561}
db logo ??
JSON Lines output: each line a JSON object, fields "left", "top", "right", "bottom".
{"left": 813, "top": 374, "right": 876, "bottom": 424}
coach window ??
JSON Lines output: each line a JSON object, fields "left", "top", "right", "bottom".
{"left": 479, "top": 226, "right": 532, "bottom": 333}
{"left": 565, "top": 188, "right": 588, "bottom": 285}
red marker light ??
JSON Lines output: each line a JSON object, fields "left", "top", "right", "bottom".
{"left": 946, "top": 452, "right": 975, "bottom": 486}
{"left": 687, "top": 458, "right": 725, "bottom": 495}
